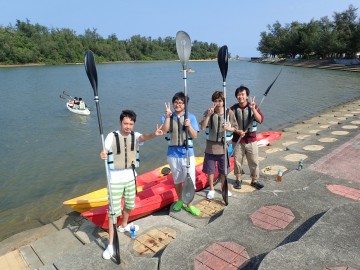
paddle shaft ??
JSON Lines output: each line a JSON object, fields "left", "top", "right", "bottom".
{"left": 84, "top": 51, "right": 120, "bottom": 264}
{"left": 217, "top": 45, "right": 229, "bottom": 205}
{"left": 183, "top": 68, "right": 190, "bottom": 169}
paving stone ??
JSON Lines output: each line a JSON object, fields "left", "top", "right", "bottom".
{"left": 74, "top": 220, "right": 102, "bottom": 244}
{"left": 0, "top": 250, "right": 28, "bottom": 270}
{"left": 194, "top": 242, "right": 249, "bottom": 270}
{"left": 31, "top": 228, "right": 83, "bottom": 265}
{"left": 326, "top": 185, "right": 360, "bottom": 201}
{"left": 251, "top": 205, "right": 295, "bottom": 230}
{"left": 19, "top": 244, "right": 43, "bottom": 269}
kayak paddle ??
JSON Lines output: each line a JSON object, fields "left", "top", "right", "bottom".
{"left": 217, "top": 45, "right": 229, "bottom": 206}
{"left": 84, "top": 50, "right": 121, "bottom": 265}
{"left": 231, "top": 69, "right": 282, "bottom": 154}
{"left": 62, "top": 90, "right": 73, "bottom": 99}
{"left": 175, "top": 31, "right": 194, "bottom": 205}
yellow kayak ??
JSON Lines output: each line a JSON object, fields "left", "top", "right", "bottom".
{"left": 63, "top": 157, "right": 203, "bottom": 213}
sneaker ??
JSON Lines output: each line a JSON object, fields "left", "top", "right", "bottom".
{"left": 251, "top": 181, "right": 264, "bottom": 190}
{"left": 102, "top": 245, "right": 114, "bottom": 260}
{"left": 118, "top": 224, "right": 139, "bottom": 233}
{"left": 233, "top": 180, "right": 242, "bottom": 189}
{"left": 207, "top": 190, "right": 215, "bottom": 199}
{"left": 228, "top": 190, "right": 232, "bottom": 197}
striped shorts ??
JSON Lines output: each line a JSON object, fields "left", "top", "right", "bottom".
{"left": 108, "top": 179, "right": 136, "bottom": 218}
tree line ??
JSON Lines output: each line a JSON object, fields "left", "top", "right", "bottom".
{"left": 0, "top": 19, "right": 220, "bottom": 65}
{"left": 257, "top": 5, "right": 360, "bottom": 59}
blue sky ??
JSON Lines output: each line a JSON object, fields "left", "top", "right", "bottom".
{"left": 1, "top": 0, "right": 357, "bottom": 57}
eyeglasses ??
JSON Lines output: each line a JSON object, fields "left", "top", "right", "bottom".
{"left": 174, "top": 101, "right": 184, "bottom": 105}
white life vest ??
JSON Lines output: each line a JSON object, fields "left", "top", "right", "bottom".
{"left": 107, "top": 131, "right": 139, "bottom": 170}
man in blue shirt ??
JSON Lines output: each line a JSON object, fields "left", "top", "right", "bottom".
{"left": 161, "top": 92, "right": 200, "bottom": 216}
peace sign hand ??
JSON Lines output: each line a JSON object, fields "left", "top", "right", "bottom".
{"left": 164, "top": 102, "right": 172, "bottom": 118}
{"left": 155, "top": 124, "right": 164, "bottom": 136}
{"left": 249, "top": 96, "right": 256, "bottom": 109}
{"left": 207, "top": 102, "right": 216, "bottom": 116}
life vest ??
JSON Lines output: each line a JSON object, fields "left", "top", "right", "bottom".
{"left": 165, "top": 115, "right": 193, "bottom": 147}
{"left": 233, "top": 104, "right": 257, "bottom": 133}
{"left": 205, "top": 110, "right": 233, "bottom": 143}
{"left": 107, "top": 131, "right": 139, "bottom": 170}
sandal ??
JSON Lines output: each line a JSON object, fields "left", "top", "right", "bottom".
{"left": 251, "top": 181, "right": 264, "bottom": 190}
{"left": 172, "top": 200, "right": 184, "bottom": 212}
{"left": 184, "top": 205, "right": 201, "bottom": 216}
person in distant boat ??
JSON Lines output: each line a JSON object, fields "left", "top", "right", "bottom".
{"left": 161, "top": 92, "right": 201, "bottom": 216}
{"left": 74, "top": 97, "right": 80, "bottom": 105}
{"left": 78, "top": 98, "right": 86, "bottom": 110}
{"left": 68, "top": 99, "right": 75, "bottom": 108}
{"left": 100, "top": 109, "right": 163, "bottom": 260}
{"left": 200, "top": 91, "right": 238, "bottom": 199}
{"left": 230, "top": 86, "right": 264, "bottom": 190}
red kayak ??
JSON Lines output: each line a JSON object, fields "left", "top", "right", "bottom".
{"left": 81, "top": 158, "right": 235, "bottom": 229}
{"left": 256, "top": 131, "right": 282, "bottom": 147}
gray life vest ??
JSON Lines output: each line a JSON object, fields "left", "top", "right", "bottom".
{"left": 107, "top": 131, "right": 139, "bottom": 170}
{"left": 165, "top": 115, "right": 193, "bottom": 147}
{"left": 205, "top": 110, "right": 233, "bottom": 143}
{"left": 234, "top": 105, "right": 257, "bottom": 132}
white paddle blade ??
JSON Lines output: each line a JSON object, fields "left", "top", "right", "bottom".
{"left": 176, "top": 31, "right": 191, "bottom": 69}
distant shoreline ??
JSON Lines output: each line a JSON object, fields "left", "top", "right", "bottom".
{"left": 0, "top": 59, "right": 218, "bottom": 68}
{"left": 2, "top": 58, "right": 360, "bottom": 73}
{"left": 250, "top": 58, "right": 360, "bottom": 73}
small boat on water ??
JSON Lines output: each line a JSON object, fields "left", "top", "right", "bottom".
{"left": 66, "top": 102, "right": 90, "bottom": 116}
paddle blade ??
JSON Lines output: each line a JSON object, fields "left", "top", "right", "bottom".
{"left": 113, "top": 224, "right": 121, "bottom": 264}
{"left": 217, "top": 45, "right": 229, "bottom": 82}
{"left": 222, "top": 177, "right": 229, "bottom": 206}
{"left": 182, "top": 174, "right": 195, "bottom": 205}
{"left": 176, "top": 31, "right": 191, "bottom": 70}
{"left": 84, "top": 50, "right": 98, "bottom": 96}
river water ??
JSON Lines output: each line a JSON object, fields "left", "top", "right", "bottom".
{"left": 0, "top": 61, "right": 359, "bottom": 241}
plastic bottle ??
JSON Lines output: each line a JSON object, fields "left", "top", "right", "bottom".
{"left": 276, "top": 169, "right": 283, "bottom": 182}
{"left": 130, "top": 223, "right": 136, "bottom": 239}
{"left": 297, "top": 159, "right": 304, "bottom": 171}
